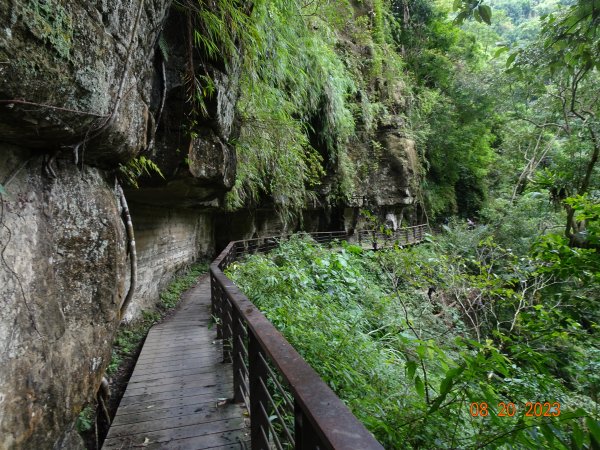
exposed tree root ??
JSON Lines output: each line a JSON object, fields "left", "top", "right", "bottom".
{"left": 116, "top": 182, "right": 137, "bottom": 319}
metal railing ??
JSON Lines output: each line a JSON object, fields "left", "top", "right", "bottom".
{"left": 210, "top": 226, "right": 427, "bottom": 449}
{"left": 357, "top": 224, "right": 428, "bottom": 250}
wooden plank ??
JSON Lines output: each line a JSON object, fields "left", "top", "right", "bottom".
{"left": 133, "top": 349, "right": 223, "bottom": 366}
{"left": 143, "top": 435, "right": 250, "bottom": 450}
{"left": 116, "top": 382, "right": 234, "bottom": 408}
{"left": 131, "top": 354, "right": 222, "bottom": 373}
{"left": 103, "top": 417, "right": 245, "bottom": 448}
{"left": 115, "top": 387, "right": 234, "bottom": 413}
{"left": 130, "top": 357, "right": 223, "bottom": 377}
{"left": 144, "top": 327, "right": 215, "bottom": 345}
{"left": 126, "top": 368, "right": 227, "bottom": 389}
{"left": 122, "top": 372, "right": 232, "bottom": 398}
{"left": 110, "top": 430, "right": 249, "bottom": 450}
{"left": 135, "top": 347, "right": 220, "bottom": 363}
{"left": 127, "top": 363, "right": 225, "bottom": 383}
{"left": 108, "top": 404, "right": 245, "bottom": 437}
{"left": 111, "top": 398, "right": 233, "bottom": 426}
{"left": 135, "top": 341, "right": 220, "bottom": 356}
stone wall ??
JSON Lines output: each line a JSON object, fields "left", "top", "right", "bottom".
{"left": 124, "top": 204, "right": 214, "bottom": 321}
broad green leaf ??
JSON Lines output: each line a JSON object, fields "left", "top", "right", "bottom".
{"left": 586, "top": 417, "right": 600, "bottom": 447}
{"left": 406, "top": 360, "right": 417, "bottom": 380}
{"left": 494, "top": 46, "right": 509, "bottom": 58}
{"left": 540, "top": 423, "right": 556, "bottom": 445}
{"left": 572, "top": 420, "right": 584, "bottom": 450}
{"left": 439, "top": 366, "right": 465, "bottom": 396}
{"left": 414, "top": 375, "right": 425, "bottom": 399}
{"left": 478, "top": 4, "right": 492, "bottom": 25}
{"left": 506, "top": 51, "right": 517, "bottom": 67}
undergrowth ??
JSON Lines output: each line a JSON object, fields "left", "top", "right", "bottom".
{"left": 75, "top": 405, "right": 95, "bottom": 433}
{"left": 226, "top": 235, "right": 599, "bottom": 449}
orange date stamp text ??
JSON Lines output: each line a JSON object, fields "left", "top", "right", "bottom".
{"left": 469, "top": 402, "right": 561, "bottom": 417}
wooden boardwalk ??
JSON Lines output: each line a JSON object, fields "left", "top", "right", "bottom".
{"left": 103, "top": 275, "right": 248, "bottom": 450}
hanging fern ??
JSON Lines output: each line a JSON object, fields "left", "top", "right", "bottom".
{"left": 118, "top": 156, "right": 164, "bottom": 188}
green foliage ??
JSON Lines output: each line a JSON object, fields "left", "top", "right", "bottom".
{"left": 118, "top": 156, "right": 164, "bottom": 189}
{"left": 453, "top": 0, "right": 493, "bottom": 25}
{"left": 106, "top": 310, "right": 160, "bottom": 376}
{"left": 159, "top": 262, "right": 208, "bottom": 309}
{"left": 388, "top": 0, "right": 498, "bottom": 218}
{"left": 227, "top": 235, "right": 599, "bottom": 448}
{"left": 223, "top": 0, "right": 359, "bottom": 220}
{"left": 75, "top": 405, "right": 95, "bottom": 433}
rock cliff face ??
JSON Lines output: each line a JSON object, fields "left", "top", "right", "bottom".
{"left": 0, "top": 146, "right": 127, "bottom": 449}
{"left": 0, "top": 1, "right": 422, "bottom": 448}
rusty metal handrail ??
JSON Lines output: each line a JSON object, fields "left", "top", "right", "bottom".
{"left": 210, "top": 227, "right": 427, "bottom": 449}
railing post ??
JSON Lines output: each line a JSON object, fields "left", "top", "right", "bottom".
{"left": 249, "top": 332, "right": 270, "bottom": 450}
{"left": 295, "top": 401, "right": 321, "bottom": 450}
{"left": 212, "top": 275, "right": 223, "bottom": 339}
{"left": 232, "top": 305, "right": 244, "bottom": 403}
{"left": 210, "top": 272, "right": 217, "bottom": 327}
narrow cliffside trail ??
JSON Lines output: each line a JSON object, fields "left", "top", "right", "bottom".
{"left": 103, "top": 275, "right": 249, "bottom": 449}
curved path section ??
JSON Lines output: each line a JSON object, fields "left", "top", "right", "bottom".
{"left": 103, "top": 275, "right": 248, "bottom": 449}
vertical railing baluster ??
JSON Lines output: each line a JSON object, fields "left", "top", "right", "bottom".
{"left": 210, "top": 273, "right": 217, "bottom": 329}
{"left": 223, "top": 295, "right": 232, "bottom": 363}
{"left": 232, "top": 304, "right": 244, "bottom": 403}
{"left": 215, "top": 282, "right": 223, "bottom": 339}
{"left": 295, "top": 401, "right": 321, "bottom": 450}
{"left": 249, "top": 332, "right": 270, "bottom": 450}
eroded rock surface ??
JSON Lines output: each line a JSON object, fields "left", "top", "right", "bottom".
{"left": 0, "top": 146, "right": 127, "bottom": 449}
{"left": 0, "top": 0, "right": 172, "bottom": 164}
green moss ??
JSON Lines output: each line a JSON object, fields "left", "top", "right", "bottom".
{"left": 22, "top": 0, "right": 73, "bottom": 60}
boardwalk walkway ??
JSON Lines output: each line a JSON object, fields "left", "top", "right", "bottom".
{"left": 103, "top": 275, "right": 248, "bottom": 450}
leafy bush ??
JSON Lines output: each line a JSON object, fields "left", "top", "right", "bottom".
{"left": 227, "top": 235, "right": 599, "bottom": 449}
